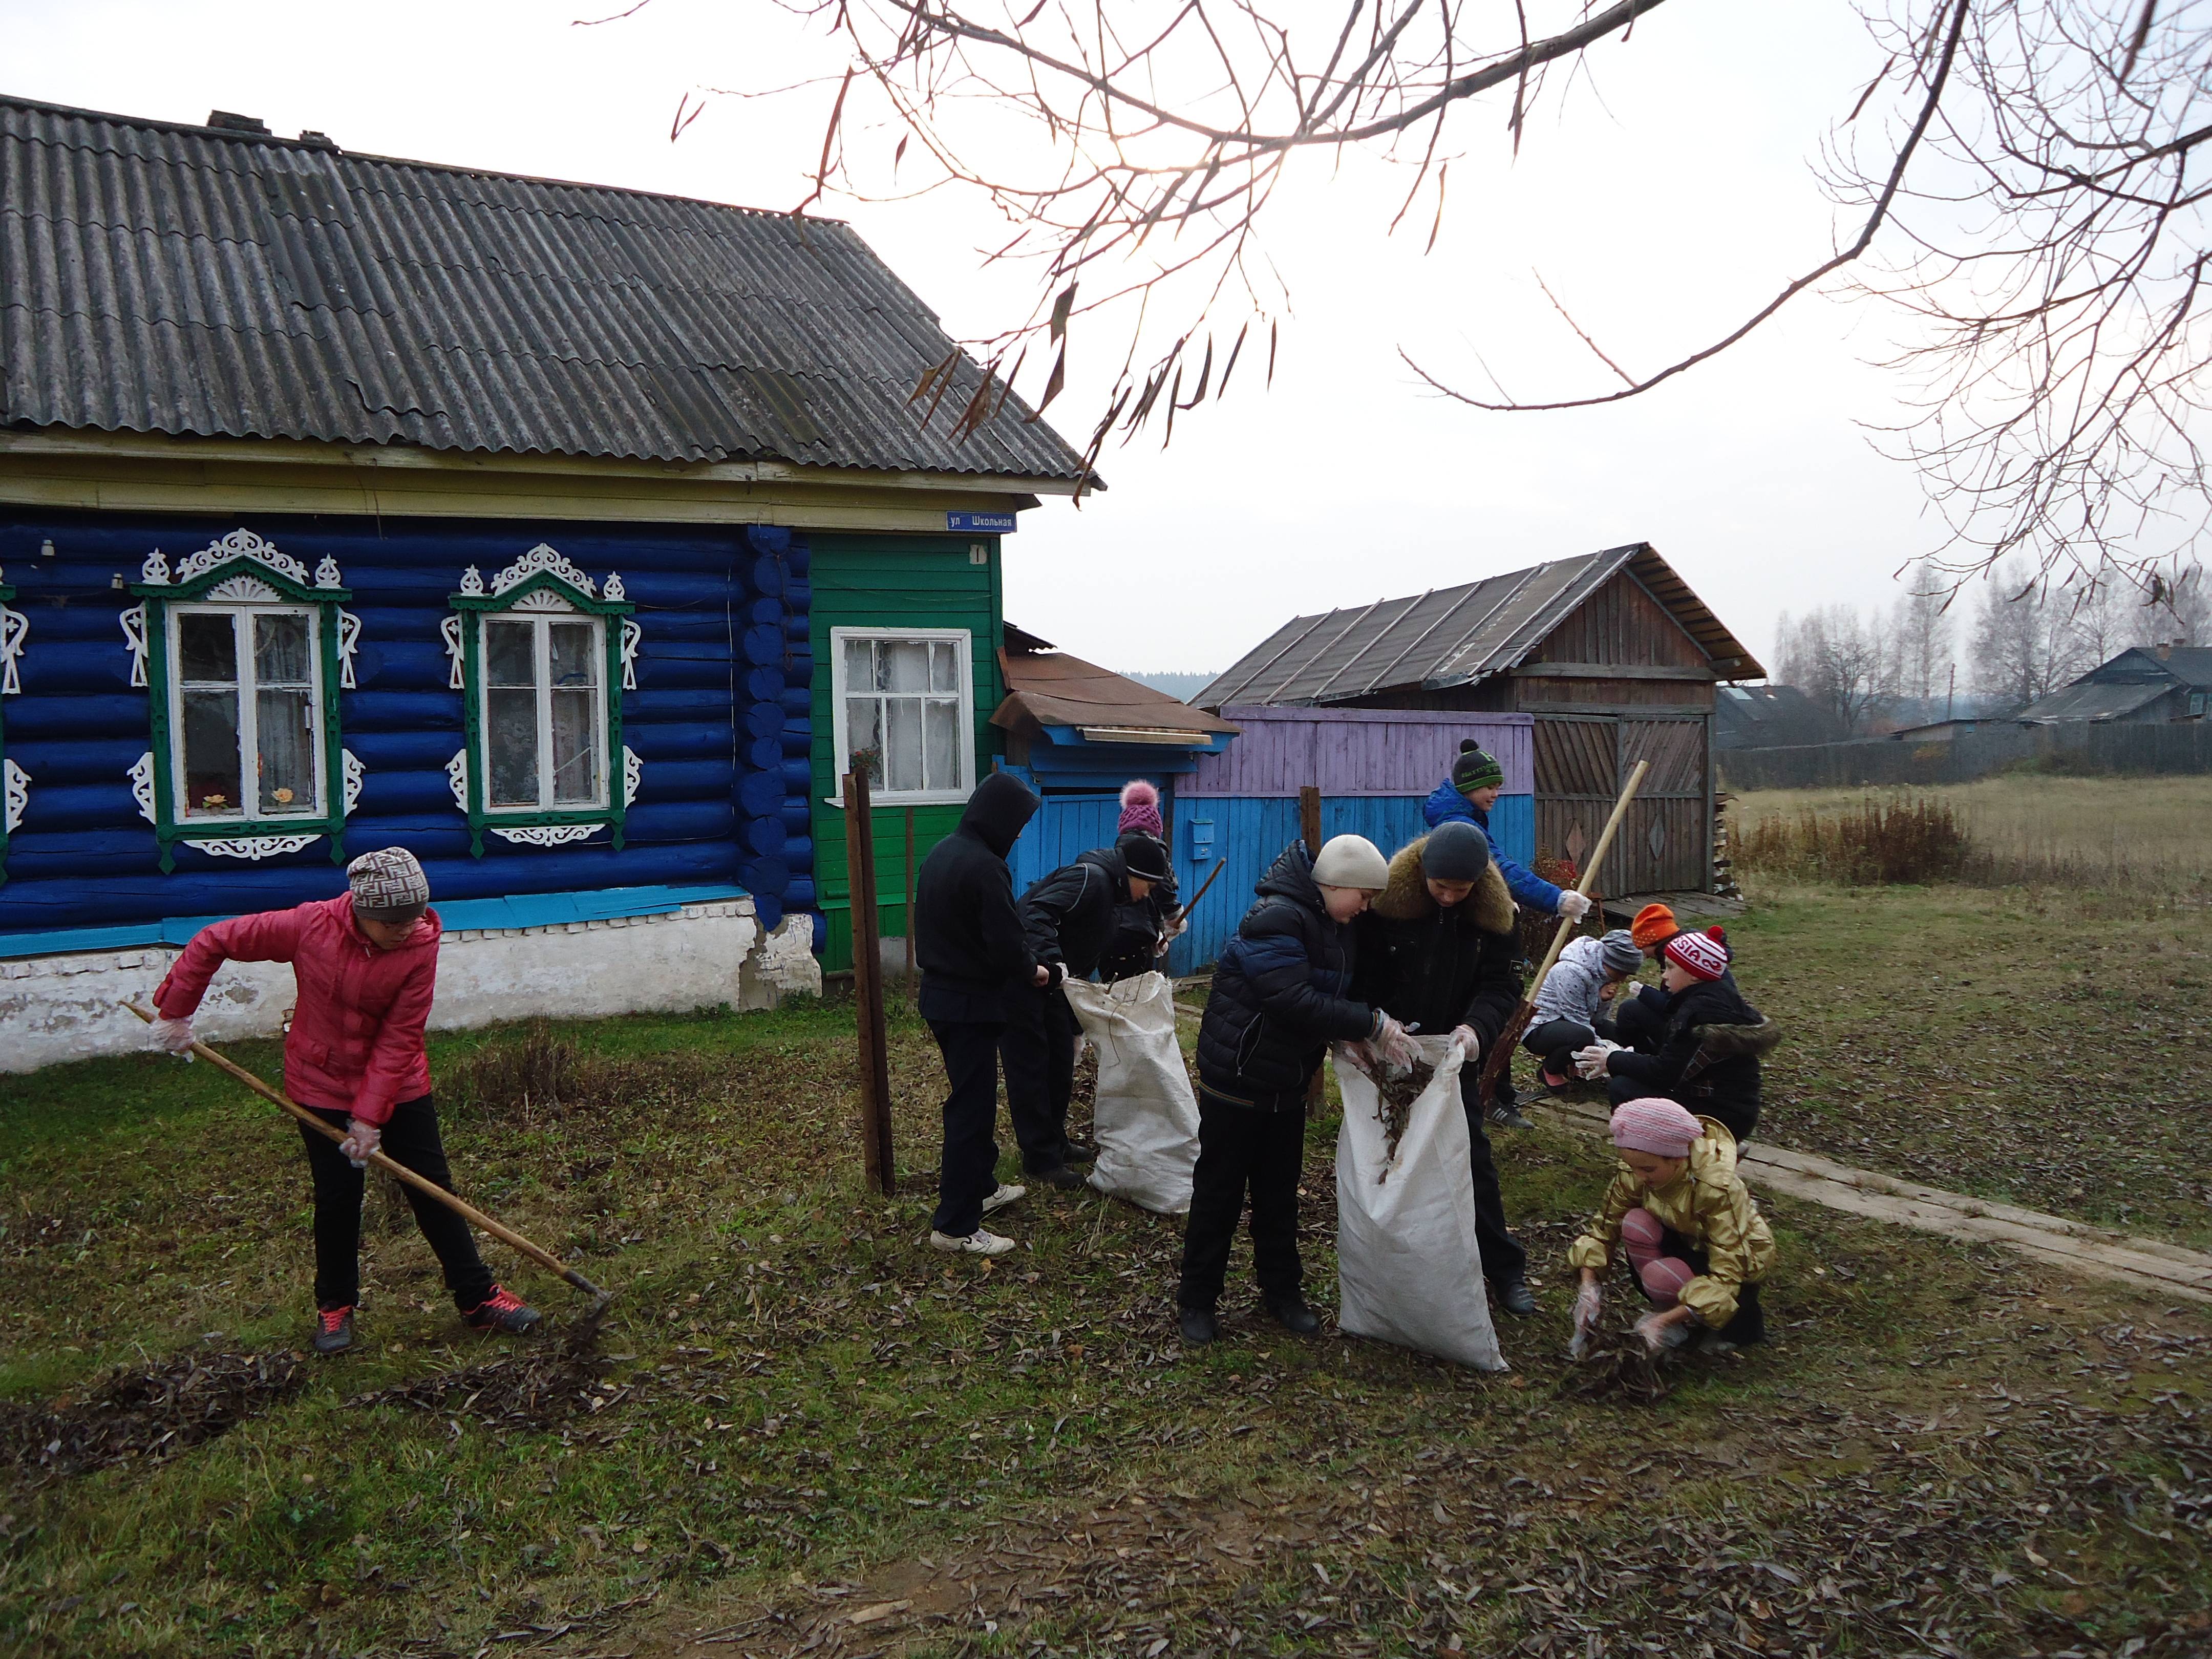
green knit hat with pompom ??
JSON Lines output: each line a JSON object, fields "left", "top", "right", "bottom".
{"left": 1451, "top": 740, "right": 1505, "bottom": 794}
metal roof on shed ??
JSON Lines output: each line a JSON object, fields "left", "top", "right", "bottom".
{"left": 1198, "top": 543, "right": 1761, "bottom": 708}
{"left": 0, "top": 95, "right": 1089, "bottom": 480}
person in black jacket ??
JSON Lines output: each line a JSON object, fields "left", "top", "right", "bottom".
{"left": 1179, "top": 834, "right": 1415, "bottom": 1347}
{"left": 1099, "top": 782, "right": 1183, "bottom": 982}
{"left": 1350, "top": 821, "right": 1537, "bottom": 1315}
{"left": 1003, "top": 832, "right": 1175, "bottom": 1186}
{"left": 914, "top": 771, "right": 1048, "bottom": 1257}
{"left": 1578, "top": 926, "right": 1779, "bottom": 1145}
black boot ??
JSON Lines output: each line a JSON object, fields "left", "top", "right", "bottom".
{"left": 1497, "top": 1280, "right": 1538, "bottom": 1317}
{"left": 1178, "top": 1306, "right": 1219, "bottom": 1346}
{"left": 1265, "top": 1295, "right": 1321, "bottom": 1335}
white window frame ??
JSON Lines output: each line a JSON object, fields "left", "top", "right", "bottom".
{"left": 166, "top": 602, "right": 326, "bottom": 822}
{"left": 829, "top": 626, "right": 975, "bottom": 805}
{"left": 475, "top": 611, "right": 612, "bottom": 815}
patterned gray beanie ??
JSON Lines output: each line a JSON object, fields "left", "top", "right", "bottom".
{"left": 1600, "top": 929, "right": 1643, "bottom": 976}
{"left": 348, "top": 846, "right": 430, "bottom": 912}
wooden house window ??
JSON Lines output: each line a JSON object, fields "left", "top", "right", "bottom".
{"left": 443, "top": 545, "right": 641, "bottom": 855}
{"left": 123, "top": 530, "right": 363, "bottom": 870}
{"left": 831, "top": 627, "right": 972, "bottom": 802}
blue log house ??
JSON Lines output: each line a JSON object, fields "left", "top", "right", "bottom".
{"left": 0, "top": 95, "right": 1089, "bottom": 1069}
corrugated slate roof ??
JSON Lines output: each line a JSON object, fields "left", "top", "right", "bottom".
{"left": 1198, "top": 543, "right": 1761, "bottom": 708}
{"left": 2014, "top": 679, "right": 2173, "bottom": 723}
{"left": 0, "top": 95, "right": 1089, "bottom": 479}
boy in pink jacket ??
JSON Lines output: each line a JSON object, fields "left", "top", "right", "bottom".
{"left": 151, "top": 847, "right": 541, "bottom": 1354}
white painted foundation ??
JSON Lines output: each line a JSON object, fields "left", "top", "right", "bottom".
{"left": 0, "top": 899, "right": 821, "bottom": 1074}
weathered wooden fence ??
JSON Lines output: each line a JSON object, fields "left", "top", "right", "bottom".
{"left": 1722, "top": 722, "right": 2212, "bottom": 791}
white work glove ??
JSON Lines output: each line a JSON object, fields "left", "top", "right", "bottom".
{"left": 339, "top": 1118, "right": 382, "bottom": 1168}
{"left": 1449, "top": 1025, "right": 1482, "bottom": 1061}
{"left": 1161, "top": 912, "right": 1189, "bottom": 942}
{"left": 1635, "top": 1309, "right": 1685, "bottom": 1355}
{"left": 1154, "top": 934, "right": 1173, "bottom": 958}
{"left": 1569, "top": 1280, "right": 1603, "bottom": 1358}
{"left": 1371, "top": 1014, "right": 1421, "bottom": 1072}
{"left": 151, "top": 1015, "right": 197, "bottom": 1058}
{"left": 1572, "top": 1043, "right": 1611, "bottom": 1080}
{"left": 1556, "top": 890, "right": 1593, "bottom": 921}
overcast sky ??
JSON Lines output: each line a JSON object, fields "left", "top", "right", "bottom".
{"left": 4, "top": 0, "right": 1954, "bottom": 678}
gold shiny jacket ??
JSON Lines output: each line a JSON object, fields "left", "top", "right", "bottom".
{"left": 1567, "top": 1116, "right": 1776, "bottom": 1328}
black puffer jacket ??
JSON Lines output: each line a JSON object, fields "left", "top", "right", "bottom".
{"left": 1195, "top": 842, "right": 1377, "bottom": 1103}
{"left": 1351, "top": 836, "right": 1524, "bottom": 1051}
{"left": 1607, "top": 971, "right": 1779, "bottom": 1129}
{"left": 915, "top": 772, "right": 1041, "bottom": 1023}
{"left": 1099, "top": 867, "right": 1179, "bottom": 983}
{"left": 1020, "top": 846, "right": 1138, "bottom": 982}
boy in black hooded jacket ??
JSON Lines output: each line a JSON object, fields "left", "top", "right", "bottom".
{"left": 915, "top": 771, "right": 1047, "bottom": 1255}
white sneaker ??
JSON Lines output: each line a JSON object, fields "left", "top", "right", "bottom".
{"left": 929, "top": 1228, "right": 1017, "bottom": 1257}
{"left": 981, "top": 1183, "right": 1027, "bottom": 1216}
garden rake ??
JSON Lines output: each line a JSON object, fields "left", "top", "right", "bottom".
{"left": 121, "top": 1000, "right": 611, "bottom": 1315}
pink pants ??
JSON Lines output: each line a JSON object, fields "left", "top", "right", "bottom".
{"left": 1621, "top": 1207, "right": 1698, "bottom": 1306}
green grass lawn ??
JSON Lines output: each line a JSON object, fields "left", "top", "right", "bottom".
{"left": 2, "top": 887, "right": 2209, "bottom": 1658}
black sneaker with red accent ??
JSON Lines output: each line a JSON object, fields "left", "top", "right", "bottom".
{"left": 313, "top": 1305, "right": 356, "bottom": 1356}
{"left": 462, "top": 1285, "right": 544, "bottom": 1336}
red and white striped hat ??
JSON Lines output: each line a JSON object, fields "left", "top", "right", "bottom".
{"left": 1663, "top": 926, "right": 1730, "bottom": 982}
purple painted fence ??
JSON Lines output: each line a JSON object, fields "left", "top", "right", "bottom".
{"left": 1184, "top": 707, "right": 1533, "bottom": 797}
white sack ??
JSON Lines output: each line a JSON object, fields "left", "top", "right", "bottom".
{"left": 1060, "top": 973, "right": 1201, "bottom": 1215}
{"left": 1333, "top": 1035, "right": 1507, "bottom": 1372}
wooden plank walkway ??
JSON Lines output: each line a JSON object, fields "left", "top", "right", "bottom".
{"left": 1535, "top": 1097, "right": 2212, "bottom": 1305}
{"left": 1165, "top": 995, "right": 2212, "bottom": 1303}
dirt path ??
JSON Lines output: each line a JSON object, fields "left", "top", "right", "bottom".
{"left": 1535, "top": 1097, "right": 2212, "bottom": 1304}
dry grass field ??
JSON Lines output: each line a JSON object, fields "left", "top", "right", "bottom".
{"left": 1730, "top": 774, "right": 2212, "bottom": 890}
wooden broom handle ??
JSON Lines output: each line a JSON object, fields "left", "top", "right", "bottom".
{"left": 121, "top": 1001, "right": 607, "bottom": 1303}
{"left": 1477, "top": 759, "right": 1650, "bottom": 1101}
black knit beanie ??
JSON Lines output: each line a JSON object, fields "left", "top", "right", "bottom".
{"left": 1420, "top": 820, "right": 1492, "bottom": 882}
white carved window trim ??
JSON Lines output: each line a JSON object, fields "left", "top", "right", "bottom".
{"left": 828, "top": 627, "right": 976, "bottom": 806}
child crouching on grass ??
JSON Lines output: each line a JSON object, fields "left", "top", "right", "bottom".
{"left": 1569, "top": 1098, "right": 1774, "bottom": 1356}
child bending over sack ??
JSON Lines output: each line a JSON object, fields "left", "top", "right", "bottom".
{"left": 1568, "top": 1098, "right": 1774, "bottom": 1356}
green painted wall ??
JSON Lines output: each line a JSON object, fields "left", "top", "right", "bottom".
{"left": 809, "top": 532, "right": 1005, "bottom": 972}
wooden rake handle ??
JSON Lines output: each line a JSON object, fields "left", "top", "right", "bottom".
{"left": 1477, "top": 758, "right": 1651, "bottom": 1104}
{"left": 121, "top": 1001, "right": 608, "bottom": 1305}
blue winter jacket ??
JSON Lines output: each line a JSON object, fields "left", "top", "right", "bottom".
{"left": 1421, "top": 776, "right": 1564, "bottom": 913}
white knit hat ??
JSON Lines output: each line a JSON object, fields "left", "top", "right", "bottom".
{"left": 348, "top": 846, "right": 430, "bottom": 911}
{"left": 1311, "top": 834, "right": 1389, "bottom": 891}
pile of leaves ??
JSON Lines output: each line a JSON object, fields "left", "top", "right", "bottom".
{"left": 1374, "top": 1058, "right": 1434, "bottom": 1164}
{"left": 1555, "top": 1327, "right": 1671, "bottom": 1405}
{"left": 0, "top": 1346, "right": 305, "bottom": 1484}
{"left": 347, "top": 1301, "right": 616, "bottom": 1433}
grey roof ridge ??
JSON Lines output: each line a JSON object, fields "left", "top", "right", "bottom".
{"left": 1, "top": 90, "right": 851, "bottom": 227}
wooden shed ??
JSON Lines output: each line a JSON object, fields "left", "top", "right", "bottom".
{"left": 1198, "top": 544, "right": 1764, "bottom": 896}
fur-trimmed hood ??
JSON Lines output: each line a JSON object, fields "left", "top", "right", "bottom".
{"left": 1692, "top": 1017, "right": 1782, "bottom": 1058}
{"left": 1371, "top": 836, "right": 1516, "bottom": 934}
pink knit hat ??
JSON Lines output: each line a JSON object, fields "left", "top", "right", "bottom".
{"left": 1118, "top": 779, "right": 1164, "bottom": 838}
{"left": 1664, "top": 926, "right": 1730, "bottom": 982}
{"left": 1609, "top": 1098, "right": 1704, "bottom": 1159}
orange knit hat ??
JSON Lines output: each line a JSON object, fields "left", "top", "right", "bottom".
{"left": 1630, "top": 902, "right": 1678, "bottom": 951}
